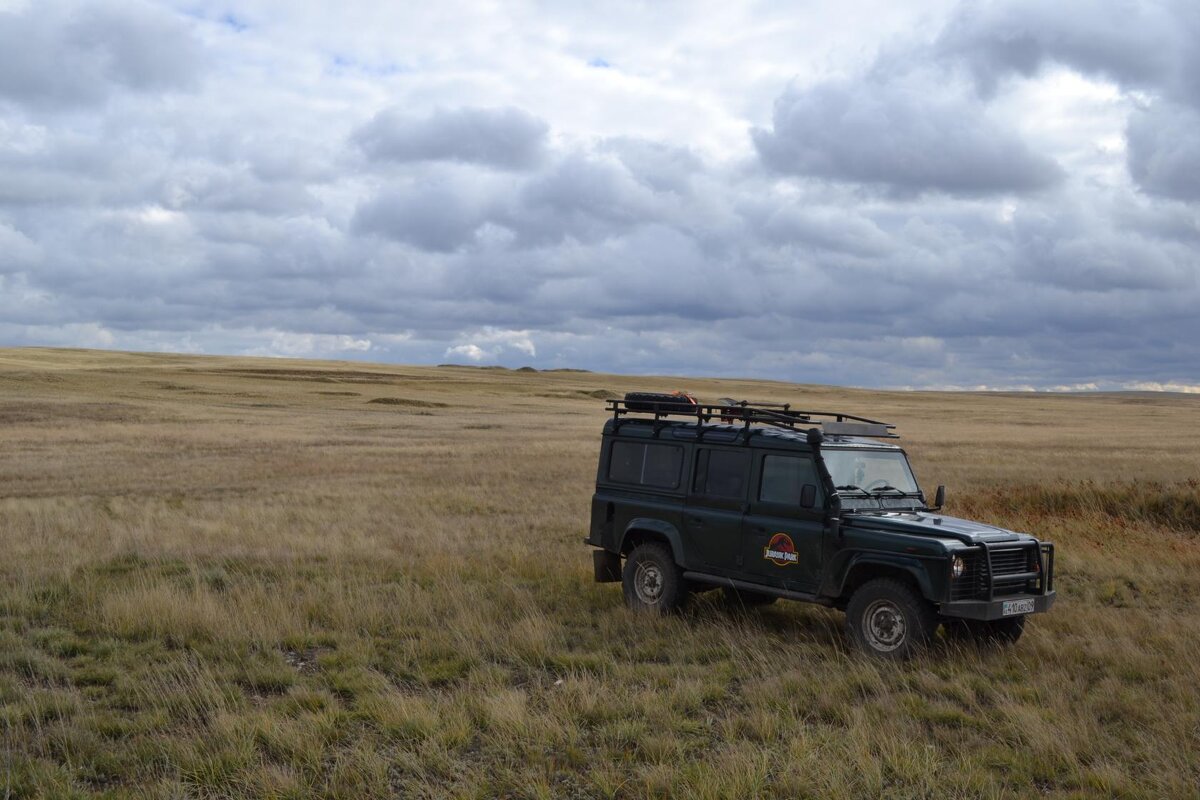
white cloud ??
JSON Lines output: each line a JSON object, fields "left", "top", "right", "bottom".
{"left": 443, "top": 328, "right": 536, "bottom": 364}
{"left": 444, "top": 343, "right": 486, "bottom": 362}
{"left": 254, "top": 333, "right": 371, "bottom": 357}
{"left": 1123, "top": 381, "right": 1200, "bottom": 394}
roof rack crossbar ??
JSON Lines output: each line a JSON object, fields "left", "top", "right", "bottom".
{"left": 605, "top": 399, "right": 897, "bottom": 437}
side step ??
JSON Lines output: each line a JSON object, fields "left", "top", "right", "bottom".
{"left": 682, "top": 572, "right": 834, "bottom": 606}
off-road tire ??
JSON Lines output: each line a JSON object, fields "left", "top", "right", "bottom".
{"left": 722, "top": 587, "right": 778, "bottom": 608}
{"left": 943, "top": 616, "right": 1025, "bottom": 646}
{"left": 845, "top": 578, "right": 937, "bottom": 660}
{"left": 622, "top": 543, "right": 687, "bottom": 613}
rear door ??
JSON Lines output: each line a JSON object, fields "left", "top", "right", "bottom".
{"left": 683, "top": 446, "right": 751, "bottom": 571}
{"left": 603, "top": 437, "right": 688, "bottom": 551}
{"left": 740, "top": 452, "right": 825, "bottom": 592}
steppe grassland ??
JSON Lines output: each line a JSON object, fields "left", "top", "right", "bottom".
{"left": 1, "top": 346, "right": 1199, "bottom": 799}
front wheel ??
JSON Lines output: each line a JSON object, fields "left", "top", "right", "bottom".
{"left": 622, "top": 543, "right": 687, "bottom": 613}
{"left": 845, "top": 578, "right": 937, "bottom": 660}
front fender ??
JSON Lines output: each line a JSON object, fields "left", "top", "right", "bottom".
{"left": 826, "top": 552, "right": 939, "bottom": 601}
{"left": 620, "top": 517, "right": 684, "bottom": 561}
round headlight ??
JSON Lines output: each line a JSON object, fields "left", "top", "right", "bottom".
{"left": 951, "top": 556, "right": 966, "bottom": 579}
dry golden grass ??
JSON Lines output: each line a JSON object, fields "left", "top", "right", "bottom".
{"left": 1, "top": 346, "right": 1199, "bottom": 799}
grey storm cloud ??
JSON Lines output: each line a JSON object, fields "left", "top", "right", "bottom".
{"left": 755, "top": 204, "right": 893, "bottom": 258}
{"left": 1126, "top": 102, "right": 1200, "bottom": 202}
{"left": 0, "top": 0, "right": 203, "bottom": 109}
{"left": 2, "top": 0, "right": 1200, "bottom": 391}
{"left": 508, "top": 153, "right": 663, "bottom": 244}
{"left": 752, "top": 76, "right": 1064, "bottom": 196}
{"left": 157, "top": 167, "right": 320, "bottom": 216}
{"left": 352, "top": 175, "right": 498, "bottom": 252}
{"left": 933, "top": 0, "right": 1200, "bottom": 199}
{"left": 934, "top": 0, "right": 1180, "bottom": 98}
{"left": 350, "top": 152, "right": 668, "bottom": 252}
{"left": 1013, "top": 208, "right": 1196, "bottom": 293}
{"left": 0, "top": 222, "right": 41, "bottom": 272}
{"left": 354, "top": 106, "right": 549, "bottom": 171}
{"left": 599, "top": 138, "right": 703, "bottom": 195}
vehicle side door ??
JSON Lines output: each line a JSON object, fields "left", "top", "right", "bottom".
{"left": 740, "top": 452, "right": 825, "bottom": 592}
{"left": 683, "top": 446, "right": 751, "bottom": 572}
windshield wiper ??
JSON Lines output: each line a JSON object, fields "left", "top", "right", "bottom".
{"left": 869, "top": 485, "right": 912, "bottom": 495}
{"left": 835, "top": 484, "right": 869, "bottom": 496}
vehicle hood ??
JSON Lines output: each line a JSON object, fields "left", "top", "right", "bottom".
{"left": 843, "top": 511, "right": 1030, "bottom": 546}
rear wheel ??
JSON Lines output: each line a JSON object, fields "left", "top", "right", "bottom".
{"left": 943, "top": 616, "right": 1025, "bottom": 646}
{"left": 845, "top": 578, "right": 936, "bottom": 660}
{"left": 622, "top": 543, "right": 687, "bottom": 613}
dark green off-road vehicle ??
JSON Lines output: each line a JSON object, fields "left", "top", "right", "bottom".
{"left": 586, "top": 394, "right": 1056, "bottom": 659}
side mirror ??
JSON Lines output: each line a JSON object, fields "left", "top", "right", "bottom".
{"left": 933, "top": 485, "right": 946, "bottom": 509}
{"left": 800, "top": 483, "right": 817, "bottom": 509}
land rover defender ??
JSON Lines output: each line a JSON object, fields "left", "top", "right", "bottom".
{"left": 585, "top": 393, "right": 1056, "bottom": 659}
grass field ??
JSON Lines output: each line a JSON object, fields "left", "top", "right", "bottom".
{"left": 1, "top": 347, "right": 1199, "bottom": 799}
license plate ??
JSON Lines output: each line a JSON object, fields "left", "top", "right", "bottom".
{"left": 1002, "top": 599, "right": 1035, "bottom": 616}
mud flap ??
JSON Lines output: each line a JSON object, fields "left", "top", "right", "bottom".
{"left": 593, "top": 550, "right": 622, "bottom": 583}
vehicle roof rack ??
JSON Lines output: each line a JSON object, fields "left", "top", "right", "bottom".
{"left": 606, "top": 396, "right": 898, "bottom": 439}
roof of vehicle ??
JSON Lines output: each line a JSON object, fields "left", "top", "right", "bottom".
{"left": 602, "top": 418, "right": 904, "bottom": 451}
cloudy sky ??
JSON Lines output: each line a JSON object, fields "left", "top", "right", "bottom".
{"left": 1, "top": 0, "right": 1198, "bottom": 390}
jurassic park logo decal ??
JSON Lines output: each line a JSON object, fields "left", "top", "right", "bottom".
{"left": 763, "top": 533, "right": 799, "bottom": 567}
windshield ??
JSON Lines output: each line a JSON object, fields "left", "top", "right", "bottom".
{"left": 822, "top": 449, "right": 920, "bottom": 498}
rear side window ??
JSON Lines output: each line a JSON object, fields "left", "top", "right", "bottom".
{"left": 608, "top": 441, "right": 684, "bottom": 488}
{"left": 760, "top": 455, "right": 820, "bottom": 505}
{"left": 693, "top": 449, "right": 750, "bottom": 499}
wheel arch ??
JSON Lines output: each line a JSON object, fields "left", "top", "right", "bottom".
{"left": 835, "top": 555, "right": 935, "bottom": 603}
{"left": 619, "top": 519, "right": 683, "bottom": 562}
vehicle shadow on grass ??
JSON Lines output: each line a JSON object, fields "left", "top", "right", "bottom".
{"left": 683, "top": 590, "right": 849, "bottom": 651}
{"left": 681, "top": 592, "right": 1013, "bottom": 663}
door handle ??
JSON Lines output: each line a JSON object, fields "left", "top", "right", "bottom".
{"left": 688, "top": 517, "right": 704, "bottom": 525}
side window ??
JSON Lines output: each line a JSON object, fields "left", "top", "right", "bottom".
{"left": 693, "top": 449, "right": 750, "bottom": 499}
{"left": 759, "top": 455, "right": 821, "bottom": 506}
{"left": 608, "top": 441, "right": 683, "bottom": 489}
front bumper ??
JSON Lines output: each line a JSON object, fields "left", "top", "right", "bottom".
{"left": 939, "top": 591, "right": 1055, "bottom": 621}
